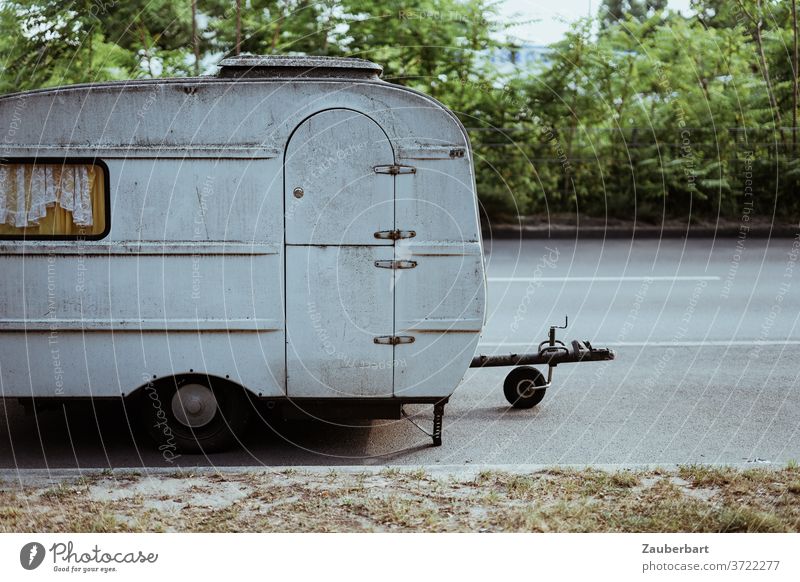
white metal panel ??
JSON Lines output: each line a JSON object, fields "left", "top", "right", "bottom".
{"left": 393, "top": 333, "right": 482, "bottom": 399}
{"left": 393, "top": 243, "right": 485, "bottom": 397}
{"left": 0, "top": 250, "right": 286, "bottom": 397}
{"left": 0, "top": 332, "right": 284, "bottom": 398}
{"left": 395, "top": 159, "right": 480, "bottom": 243}
{"left": 0, "top": 254, "right": 282, "bottom": 331}
{"left": 286, "top": 245, "right": 394, "bottom": 397}
{"left": 0, "top": 81, "right": 469, "bottom": 168}
{"left": 109, "top": 158, "right": 282, "bottom": 243}
{"left": 284, "top": 109, "right": 395, "bottom": 245}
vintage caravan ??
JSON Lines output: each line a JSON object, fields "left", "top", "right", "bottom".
{"left": 0, "top": 56, "right": 612, "bottom": 452}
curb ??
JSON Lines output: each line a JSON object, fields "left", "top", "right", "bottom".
{"left": 0, "top": 462, "right": 786, "bottom": 485}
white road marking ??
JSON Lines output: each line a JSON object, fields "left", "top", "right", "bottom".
{"left": 488, "top": 275, "right": 721, "bottom": 282}
{"left": 478, "top": 340, "right": 800, "bottom": 348}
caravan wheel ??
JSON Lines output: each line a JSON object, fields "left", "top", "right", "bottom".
{"left": 140, "top": 375, "right": 252, "bottom": 454}
{"left": 503, "top": 366, "right": 547, "bottom": 409}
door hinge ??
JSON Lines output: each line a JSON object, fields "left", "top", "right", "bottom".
{"left": 374, "top": 229, "right": 416, "bottom": 240}
{"left": 374, "top": 164, "right": 416, "bottom": 175}
{"left": 374, "top": 259, "right": 417, "bottom": 269}
{"left": 374, "top": 335, "right": 415, "bottom": 345}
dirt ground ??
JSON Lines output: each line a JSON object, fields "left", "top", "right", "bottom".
{"left": 0, "top": 466, "right": 800, "bottom": 532}
{"left": 2, "top": 465, "right": 799, "bottom": 533}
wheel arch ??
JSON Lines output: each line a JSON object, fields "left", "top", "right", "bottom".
{"left": 126, "top": 372, "right": 258, "bottom": 402}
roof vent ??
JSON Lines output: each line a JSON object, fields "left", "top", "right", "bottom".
{"left": 217, "top": 55, "right": 382, "bottom": 80}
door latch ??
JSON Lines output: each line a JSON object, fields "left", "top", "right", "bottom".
{"left": 374, "top": 164, "right": 416, "bottom": 175}
{"left": 374, "top": 229, "right": 416, "bottom": 240}
{"left": 374, "top": 335, "right": 415, "bottom": 345}
{"left": 374, "top": 260, "right": 417, "bottom": 269}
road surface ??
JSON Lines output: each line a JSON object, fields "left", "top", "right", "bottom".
{"left": 2, "top": 237, "right": 799, "bottom": 469}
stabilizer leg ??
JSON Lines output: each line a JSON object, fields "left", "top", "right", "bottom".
{"left": 432, "top": 402, "right": 445, "bottom": 446}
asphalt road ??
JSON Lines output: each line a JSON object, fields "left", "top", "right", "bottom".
{"left": 2, "top": 236, "right": 799, "bottom": 469}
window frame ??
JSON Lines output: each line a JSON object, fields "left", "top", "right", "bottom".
{"left": 0, "top": 157, "right": 111, "bottom": 241}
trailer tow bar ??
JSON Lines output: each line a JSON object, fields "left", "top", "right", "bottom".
{"left": 470, "top": 316, "right": 615, "bottom": 409}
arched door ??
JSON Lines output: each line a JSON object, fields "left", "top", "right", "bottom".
{"left": 284, "top": 109, "right": 397, "bottom": 397}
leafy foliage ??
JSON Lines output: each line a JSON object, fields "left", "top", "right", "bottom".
{"left": 0, "top": 0, "right": 797, "bottom": 222}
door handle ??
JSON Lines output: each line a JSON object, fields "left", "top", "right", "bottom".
{"left": 374, "top": 335, "right": 415, "bottom": 345}
{"left": 374, "top": 260, "right": 417, "bottom": 269}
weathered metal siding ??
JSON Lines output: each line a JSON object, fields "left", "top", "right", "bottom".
{"left": 0, "top": 158, "right": 285, "bottom": 398}
{"left": 286, "top": 245, "right": 395, "bottom": 398}
{"left": 284, "top": 109, "right": 397, "bottom": 398}
{"left": 0, "top": 80, "right": 468, "bottom": 157}
{"left": 394, "top": 243, "right": 484, "bottom": 398}
{"left": 284, "top": 109, "right": 395, "bottom": 246}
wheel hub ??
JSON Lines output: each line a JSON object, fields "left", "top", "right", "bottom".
{"left": 171, "top": 383, "right": 218, "bottom": 428}
{"left": 516, "top": 379, "right": 537, "bottom": 399}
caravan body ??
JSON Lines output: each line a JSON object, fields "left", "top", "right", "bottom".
{"left": 0, "top": 56, "right": 486, "bottom": 448}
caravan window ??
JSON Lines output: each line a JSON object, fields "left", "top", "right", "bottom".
{"left": 0, "top": 160, "right": 108, "bottom": 239}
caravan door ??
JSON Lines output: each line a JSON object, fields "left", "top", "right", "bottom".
{"left": 284, "top": 109, "right": 396, "bottom": 397}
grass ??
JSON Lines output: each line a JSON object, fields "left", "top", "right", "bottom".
{"left": 1, "top": 465, "right": 799, "bottom": 533}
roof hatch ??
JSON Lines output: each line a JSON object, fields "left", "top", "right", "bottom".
{"left": 216, "top": 55, "right": 383, "bottom": 80}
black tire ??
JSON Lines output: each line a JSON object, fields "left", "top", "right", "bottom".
{"left": 139, "top": 375, "right": 252, "bottom": 454}
{"left": 503, "top": 366, "right": 547, "bottom": 409}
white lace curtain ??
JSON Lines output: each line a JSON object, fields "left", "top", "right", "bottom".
{"left": 0, "top": 164, "right": 94, "bottom": 227}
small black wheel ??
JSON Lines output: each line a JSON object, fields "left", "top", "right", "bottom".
{"left": 503, "top": 366, "right": 547, "bottom": 409}
{"left": 139, "top": 375, "right": 252, "bottom": 454}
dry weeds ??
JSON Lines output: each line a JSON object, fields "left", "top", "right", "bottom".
{"left": 2, "top": 465, "right": 799, "bottom": 533}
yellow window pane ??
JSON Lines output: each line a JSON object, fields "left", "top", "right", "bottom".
{"left": 0, "top": 162, "right": 107, "bottom": 238}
